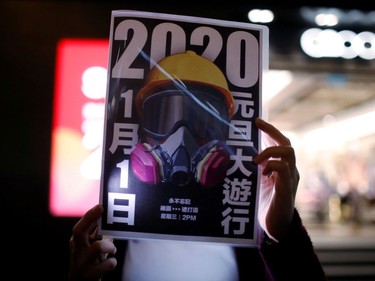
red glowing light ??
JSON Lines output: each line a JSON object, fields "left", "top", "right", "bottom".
{"left": 50, "top": 39, "right": 109, "bottom": 217}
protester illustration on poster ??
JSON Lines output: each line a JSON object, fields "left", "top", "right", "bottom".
{"left": 99, "top": 10, "right": 268, "bottom": 246}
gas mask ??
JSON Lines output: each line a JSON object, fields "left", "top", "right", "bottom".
{"left": 130, "top": 87, "right": 231, "bottom": 188}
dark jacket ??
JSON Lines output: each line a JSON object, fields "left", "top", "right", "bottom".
{"left": 104, "top": 209, "right": 327, "bottom": 281}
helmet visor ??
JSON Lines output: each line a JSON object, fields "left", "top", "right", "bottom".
{"left": 141, "top": 87, "right": 230, "bottom": 140}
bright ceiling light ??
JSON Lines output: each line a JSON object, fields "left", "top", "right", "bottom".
{"left": 248, "top": 9, "right": 274, "bottom": 23}
{"left": 315, "top": 13, "right": 338, "bottom": 26}
{"left": 300, "top": 28, "right": 375, "bottom": 60}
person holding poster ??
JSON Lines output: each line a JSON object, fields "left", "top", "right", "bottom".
{"left": 69, "top": 10, "right": 327, "bottom": 281}
{"left": 68, "top": 117, "right": 327, "bottom": 281}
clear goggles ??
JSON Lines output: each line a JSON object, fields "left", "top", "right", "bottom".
{"left": 141, "top": 86, "right": 230, "bottom": 140}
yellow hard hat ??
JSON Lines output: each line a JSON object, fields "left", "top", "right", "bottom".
{"left": 136, "top": 51, "right": 234, "bottom": 118}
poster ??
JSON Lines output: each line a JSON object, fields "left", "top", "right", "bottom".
{"left": 98, "top": 10, "right": 268, "bottom": 246}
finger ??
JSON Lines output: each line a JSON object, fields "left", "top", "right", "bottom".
{"left": 72, "top": 204, "right": 103, "bottom": 247}
{"left": 263, "top": 159, "right": 299, "bottom": 194}
{"left": 262, "top": 160, "right": 291, "bottom": 180}
{"left": 84, "top": 240, "right": 117, "bottom": 280}
{"left": 253, "top": 146, "right": 296, "bottom": 166}
{"left": 88, "top": 239, "right": 117, "bottom": 263}
{"left": 261, "top": 130, "right": 278, "bottom": 149}
{"left": 255, "top": 117, "right": 291, "bottom": 146}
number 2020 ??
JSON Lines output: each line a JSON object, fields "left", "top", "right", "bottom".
{"left": 112, "top": 19, "right": 260, "bottom": 88}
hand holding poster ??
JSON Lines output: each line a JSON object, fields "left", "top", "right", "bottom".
{"left": 98, "top": 10, "right": 268, "bottom": 246}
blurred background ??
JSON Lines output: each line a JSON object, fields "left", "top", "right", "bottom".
{"left": 1, "top": 0, "right": 374, "bottom": 280}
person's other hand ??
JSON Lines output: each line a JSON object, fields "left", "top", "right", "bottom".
{"left": 253, "top": 118, "right": 300, "bottom": 242}
{"left": 69, "top": 204, "right": 117, "bottom": 281}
